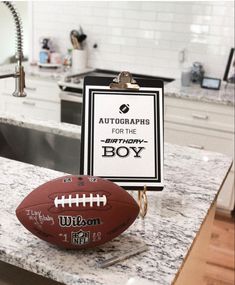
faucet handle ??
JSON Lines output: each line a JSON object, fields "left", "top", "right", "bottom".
{"left": 13, "top": 65, "right": 26, "bottom": 97}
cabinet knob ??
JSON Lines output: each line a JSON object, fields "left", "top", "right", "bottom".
{"left": 192, "top": 113, "right": 209, "bottom": 120}
{"left": 188, "top": 144, "right": 204, "bottom": 150}
{"left": 22, "top": 101, "right": 36, "bottom": 106}
{"left": 25, "top": 86, "right": 37, "bottom": 91}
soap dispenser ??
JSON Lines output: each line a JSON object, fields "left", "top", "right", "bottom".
{"left": 39, "top": 38, "right": 51, "bottom": 64}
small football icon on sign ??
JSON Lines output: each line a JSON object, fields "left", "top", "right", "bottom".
{"left": 119, "top": 104, "right": 130, "bottom": 114}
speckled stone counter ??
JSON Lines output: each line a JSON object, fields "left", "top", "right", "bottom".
{"left": 0, "top": 63, "right": 92, "bottom": 81}
{"left": 165, "top": 79, "right": 234, "bottom": 106}
{"left": 0, "top": 143, "right": 232, "bottom": 285}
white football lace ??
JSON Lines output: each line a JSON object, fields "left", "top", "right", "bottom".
{"left": 54, "top": 194, "right": 107, "bottom": 208}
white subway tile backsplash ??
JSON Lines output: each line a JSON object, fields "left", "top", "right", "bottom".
{"left": 155, "top": 22, "right": 172, "bottom": 32}
{"left": 157, "top": 13, "right": 174, "bottom": 22}
{"left": 107, "top": 18, "right": 124, "bottom": 27}
{"left": 173, "top": 14, "right": 193, "bottom": 23}
{"left": 212, "top": 5, "right": 227, "bottom": 16}
{"left": 137, "top": 39, "right": 157, "bottom": 49}
{"left": 32, "top": 1, "right": 234, "bottom": 79}
{"left": 122, "top": 28, "right": 140, "bottom": 38}
{"left": 138, "top": 30, "right": 155, "bottom": 39}
{"left": 107, "top": 27, "right": 123, "bottom": 37}
{"left": 108, "top": 9, "right": 124, "bottom": 18}
{"left": 140, "top": 11, "right": 156, "bottom": 21}
{"left": 173, "top": 5, "right": 190, "bottom": 15}
{"left": 191, "top": 4, "right": 212, "bottom": 15}
{"left": 141, "top": 2, "right": 164, "bottom": 12}
{"left": 139, "top": 21, "right": 155, "bottom": 30}
{"left": 109, "top": 1, "right": 142, "bottom": 10}
{"left": 192, "top": 15, "right": 212, "bottom": 25}
{"left": 122, "top": 19, "right": 140, "bottom": 29}
{"left": 190, "top": 24, "right": 209, "bottom": 34}
{"left": 122, "top": 37, "right": 138, "bottom": 47}
{"left": 123, "top": 10, "right": 142, "bottom": 20}
{"left": 161, "top": 32, "right": 191, "bottom": 42}
{"left": 188, "top": 42, "right": 208, "bottom": 54}
{"left": 100, "top": 44, "right": 121, "bottom": 53}
{"left": 91, "top": 7, "right": 109, "bottom": 17}
{"left": 172, "top": 23, "right": 191, "bottom": 33}
{"left": 107, "top": 36, "right": 126, "bottom": 45}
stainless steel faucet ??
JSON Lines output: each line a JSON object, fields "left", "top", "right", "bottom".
{"left": 0, "top": 1, "right": 26, "bottom": 97}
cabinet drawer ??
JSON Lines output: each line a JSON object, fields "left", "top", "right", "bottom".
{"left": 165, "top": 122, "right": 234, "bottom": 157}
{"left": 165, "top": 97, "right": 234, "bottom": 133}
{"left": 4, "top": 97, "right": 60, "bottom": 121}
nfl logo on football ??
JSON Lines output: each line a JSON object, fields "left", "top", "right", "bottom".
{"left": 71, "top": 230, "right": 90, "bottom": 245}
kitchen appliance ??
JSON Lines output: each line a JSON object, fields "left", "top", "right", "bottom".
{"left": 59, "top": 69, "right": 174, "bottom": 126}
{"left": 201, "top": 77, "right": 221, "bottom": 90}
{"left": 191, "top": 62, "right": 205, "bottom": 83}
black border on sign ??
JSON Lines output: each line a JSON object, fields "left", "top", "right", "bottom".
{"left": 80, "top": 76, "right": 164, "bottom": 191}
{"left": 90, "top": 91, "right": 158, "bottom": 180}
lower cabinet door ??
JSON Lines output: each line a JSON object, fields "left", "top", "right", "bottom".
{"left": 165, "top": 122, "right": 234, "bottom": 212}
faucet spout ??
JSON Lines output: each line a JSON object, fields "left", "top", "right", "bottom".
{"left": 2, "top": 1, "right": 26, "bottom": 97}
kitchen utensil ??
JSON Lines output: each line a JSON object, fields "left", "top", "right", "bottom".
{"left": 78, "top": 26, "right": 87, "bottom": 43}
{"left": 181, "top": 67, "right": 191, "bottom": 87}
{"left": 79, "top": 26, "right": 87, "bottom": 43}
{"left": 70, "top": 28, "right": 87, "bottom": 49}
{"left": 71, "top": 34, "right": 81, "bottom": 49}
{"left": 191, "top": 62, "right": 205, "bottom": 83}
{"left": 78, "top": 33, "right": 87, "bottom": 43}
{"left": 70, "top": 30, "right": 81, "bottom": 49}
{"left": 98, "top": 244, "right": 148, "bottom": 268}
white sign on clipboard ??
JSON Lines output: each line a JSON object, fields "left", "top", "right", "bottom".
{"left": 80, "top": 72, "right": 164, "bottom": 191}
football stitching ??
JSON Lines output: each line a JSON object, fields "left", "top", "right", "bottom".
{"left": 54, "top": 193, "right": 107, "bottom": 208}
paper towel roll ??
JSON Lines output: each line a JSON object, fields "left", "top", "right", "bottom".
{"left": 72, "top": 49, "right": 87, "bottom": 72}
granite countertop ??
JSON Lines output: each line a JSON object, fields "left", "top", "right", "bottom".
{"left": 165, "top": 79, "right": 235, "bottom": 106}
{"left": 0, "top": 63, "right": 92, "bottom": 81}
{"left": 0, "top": 63, "right": 65, "bottom": 81}
{"left": 1, "top": 63, "right": 234, "bottom": 106}
{"left": 0, "top": 66, "right": 233, "bottom": 283}
{"left": 0, "top": 143, "right": 232, "bottom": 285}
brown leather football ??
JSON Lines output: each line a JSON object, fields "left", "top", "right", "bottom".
{"left": 16, "top": 175, "right": 139, "bottom": 249}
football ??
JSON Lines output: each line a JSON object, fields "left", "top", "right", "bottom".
{"left": 16, "top": 175, "right": 139, "bottom": 249}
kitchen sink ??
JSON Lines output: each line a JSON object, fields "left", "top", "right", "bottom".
{"left": 0, "top": 123, "right": 80, "bottom": 174}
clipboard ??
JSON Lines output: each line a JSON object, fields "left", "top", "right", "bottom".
{"left": 80, "top": 71, "right": 164, "bottom": 192}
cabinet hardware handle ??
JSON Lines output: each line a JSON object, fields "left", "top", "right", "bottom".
{"left": 188, "top": 144, "right": 204, "bottom": 150}
{"left": 22, "top": 101, "right": 36, "bottom": 106}
{"left": 192, "top": 113, "right": 208, "bottom": 120}
{"left": 25, "top": 86, "right": 37, "bottom": 91}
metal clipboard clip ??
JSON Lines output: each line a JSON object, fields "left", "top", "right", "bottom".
{"left": 109, "top": 71, "right": 140, "bottom": 90}
{"left": 110, "top": 71, "right": 148, "bottom": 218}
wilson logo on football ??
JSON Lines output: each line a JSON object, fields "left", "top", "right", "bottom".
{"left": 54, "top": 193, "right": 107, "bottom": 208}
{"left": 58, "top": 215, "right": 101, "bottom": 227}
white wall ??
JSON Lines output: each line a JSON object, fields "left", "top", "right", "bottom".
{"left": 0, "top": 1, "right": 29, "bottom": 65}
{"left": 31, "top": 1, "right": 234, "bottom": 79}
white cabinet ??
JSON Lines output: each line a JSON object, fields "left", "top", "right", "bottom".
{"left": 0, "top": 76, "right": 60, "bottom": 122}
{"left": 2, "top": 95, "right": 60, "bottom": 121}
{"left": 164, "top": 96, "right": 234, "bottom": 212}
